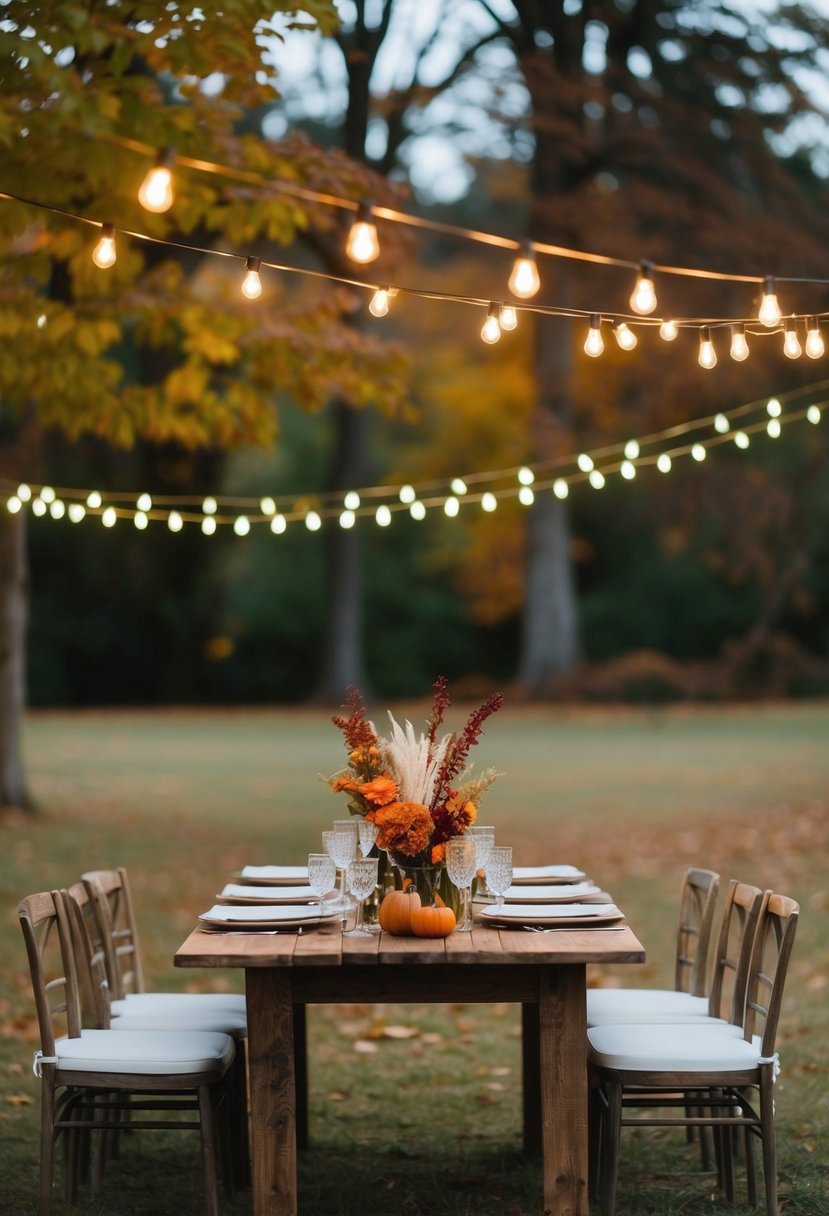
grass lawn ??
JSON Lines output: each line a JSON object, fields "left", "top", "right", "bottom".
{"left": 1, "top": 700, "right": 827, "bottom": 1215}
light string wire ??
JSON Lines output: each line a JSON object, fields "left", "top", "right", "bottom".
{"left": 2, "top": 382, "right": 824, "bottom": 531}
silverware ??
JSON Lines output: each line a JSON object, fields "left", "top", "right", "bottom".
{"left": 522, "top": 924, "right": 628, "bottom": 933}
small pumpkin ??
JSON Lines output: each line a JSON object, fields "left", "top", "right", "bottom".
{"left": 410, "top": 903, "right": 456, "bottom": 939}
{"left": 379, "top": 888, "right": 421, "bottom": 936}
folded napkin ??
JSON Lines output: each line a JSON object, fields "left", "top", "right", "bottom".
{"left": 240, "top": 865, "right": 309, "bottom": 881}
{"left": 511, "top": 864, "right": 586, "bottom": 882}
{"left": 504, "top": 882, "right": 602, "bottom": 903}
{"left": 220, "top": 882, "right": 319, "bottom": 902}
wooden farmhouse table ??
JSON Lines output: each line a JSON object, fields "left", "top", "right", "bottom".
{"left": 175, "top": 914, "right": 645, "bottom": 1216}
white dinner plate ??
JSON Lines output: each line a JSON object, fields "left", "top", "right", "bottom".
{"left": 199, "top": 903, "right": 340, "bottom": 930}
{"left": 503, "top": 882, "right": 603, "bottom": 903}
{"left": 217, "top": 883, "right": 326, "bottom": 905}
{"left": 511, "top": 864, "right": 587, "bottom": 884}
{"left": 479, "top": 902, "right": 623, "bottom": 928}
{"left": 237, "top": 865, "right": 309, "bottom": 885}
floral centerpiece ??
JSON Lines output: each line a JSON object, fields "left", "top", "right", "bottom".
{"left": 328, "top": 676, "right": 503, "bottom": 905}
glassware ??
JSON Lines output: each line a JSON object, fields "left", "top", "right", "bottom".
{"left": 343, "top": 857, "right": 380, "bottom": 936}
{"left": 307, "top": 852, "right": 337, "bottom": 916}
{"left": 444, "top": 836, "right": 477, "bottom": 932}
{"left": 323, "top": 827, "right": 357, "bottom": 915}
{"left": 358, "top": 818, "right": 379, "bottom": 857}
{"left": 485, "top": 845, "right": 513, "bottom": 910}
{"left": 469, "top": 824, "right": 496, "bottom": 900}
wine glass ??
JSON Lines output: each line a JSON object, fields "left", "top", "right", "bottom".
{"left": 343, "top": 857, "right": 380, "bottom": 936}
{"left": 323, "top": 827, "right": 357, "bottom": 915}
{"left": 358, "top": 818, "right": 379, "bottom": 857}
{"left": 307, "top": 852, "right": 337, "bottom": 916}
{"left": 485, "top": 845, "right": 513, "bottom": 910}
{"left": 469, "top": 824, "right": 496, "bottom": 900}
{"left": 444, "top": 836, "right": 478, "bottom": 932}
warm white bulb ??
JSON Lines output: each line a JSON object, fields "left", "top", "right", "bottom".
{"left": 339, "top": 510, "right": 356, "bottom": 529}
{"left": 203, "top": 496, "right": 218, "bottom": 515}
{"left": 698, "top": 328, "right": 717, "bottom": 369}
{"left": 32, "top": 498, "right": 47, "bottom": 517}
{"left": 49, "top": 500, "right": 65, "bottom": 519}
{"left": 659, "top": 319, "right": 678, "bottom": 341}
{"left": 767, "top": 398, "right": 782, "bottom": 417}
{"left": 410, "top": 500, "right": 426, "bottom": 520}
{"left": 202, "top": 516, "right": 217, "bottom": 535}
{"left": 518, "top": 467, "right": 534, "bottom": 485}
{"left": 577, "top": 453, "right": 594, "bottom": 473}
{"left": 730, "top": 325, "right": 749, "bottom": 361}
{"left": 714, "top": 413, "right": 730, "bottom": 433}
{"left": 369, "top": 288, "right": 390, "bottom": 317}
{"left": 346, "top": 210, "right": 380, "bottom": 264}
{"left": 305, "top": 511, "right": 322, "bottom": 531}
{"left": 805, "top": 320, "right": 824, "bottom": 359}
{"left": 481, "top": 492, "right": 497, "bottom": 512}
{"left": 260, "top": 497, "right": 276, "bottom": 516}
{"left": 87, "top": 491, "right": 102, "bottom": 509}
{"left": 375, "top": 505, "right": 392, "bottom": 527}
{"left": 40, "top": 486, "right": 56, "bottom": 503}
{"left": 613, "top": 322, "right": 637, "bottom": 351}
{"left": 138, "top": 163, "right": 173, "bottom": 213}
{"left": 92, "top": 224, "right": 116, "bottom": 269}
{"left": 17, "top": 483, "right": 32, "bottom": 502}
{"left": 444, "top": 496, "right": 459, "bottom": 517}
{"left": 767, "top": 419, "right": 781, "bottom": 439}
{"left": 588, "top": 470, "right": 605, "bottom": 489}
{"left": 68, "top": 504, "right": 85, "bottom": 523}
{"left": 691, "top": 444, "right": 706, "bottom": 462}
{"left": 344, "top": 490, "right": 361, "bottom": 510}
{"left": 783, "top": 322, "right": 802, "bottom": 360}
{"left": 102, "top": 507, "right": 117, "bottom": 528}
{"left": 451, "top": 478, "right": 467, "bottom": 495}
{"left": 134, "top": 511, "right": 148, "bottom": 530}
{"left": 620, "top": 461, "right": 636, "bottom": 480}
{"left": 734, "top": 431, "right": 750, "bottom": 449}
{"left": 136, "top": 492, "right": 152, "bottom": 512}
{"left": 624, "top": 439, "right": 640, "bottom": 460}
{"left": 584, "top": 315, "right": 604, "bottom": 357}
{"left": 233, "top": 516, "right": 251, "bottom": 536}
{"left": 271, "top": 515, "right": 287, "bottom": 534}
{"left": 481, "top": 308, "right": 501, "bottom": 344}
{"left": 657, "top": 454, "right": 672, "bottom": 473}
{"left": 398, "top": 485, "right": 415, "bottom": 504}
{"left": 6, "top": 496, "right": 21, "bottom": 514}
{"left": 629, "top": 266, "right": 657, "bottom": 315}
{"left": 807, "top": 405, "right": 821, "bottom": 424}
{"left": 167, "top": 511, "right": 183, "bottom": 532}
{"left": 499, "top": 304, "right": 518, "bottom": 331}
{"left": 553, "top": 479, "right": 569, "bottom": 499}
{"left": 758, "top": 277, "right": 781, "bottom": 327}
{"left": 508, "top": 248, "right": 540, "bottom": 299}
{"left": 241, "top": 257, "right": 262, "bottom": 300}
{"left": 518, "top": 486, "right": 534, "bottom": 506}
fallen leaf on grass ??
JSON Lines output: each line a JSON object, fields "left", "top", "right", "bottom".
{"left": 5, "top": 1094, "right": 33, "bottom": 1106}
{"left": 380, "top": 1025, "right": 419, "bottom": 1039}
{"left": 327, "top": 1091, "right": 348, "bottom": 1102}
{"left": 354, "top": 1039, "right": 379, "bottom": 1054}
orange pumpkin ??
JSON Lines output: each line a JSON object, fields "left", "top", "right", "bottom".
{"left": 379, "top": 888, "right": 421, "bottom": 936}
{"left": 410, "top": 903, "right": 456, "bottom": 939}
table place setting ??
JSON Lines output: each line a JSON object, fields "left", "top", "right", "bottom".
{"left": 216, "top": 881, "right": 326, "bottom": 904}
{"left": 478, "top": 901, "right": 625, "bottom": 929}
{"left": 236, "top": 864, "right": 310, "bottom": 885}
{"left": 198, "top": 902, "right": 341, "bottom": 932}
{"left": 502, "top": 880, "right": 604, "bottom": 903}
{"left": 511, "top": 863, "right": 588, "bottom": 883}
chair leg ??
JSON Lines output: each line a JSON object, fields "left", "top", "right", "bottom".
{"left": 197, "top": 1085, "right": 220, "bottom": 1216}
{"left": 759, "top": 1073, "right": 777, "bottom": 1216}
{"left": 601, "top": 1081, "right": 623, "bottom": 1216}
{"left": 229, "top": 1042, "right": 250, "bottom": 1189}
{"left": 40, "top": 1075, "right": 56, "bottom": 1216}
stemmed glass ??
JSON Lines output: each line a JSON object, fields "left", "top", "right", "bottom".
{"left": 444, "top": 836, "right": 478, "bottom": 932}
{"left": 307, "top": 852, "right": 337, "bottom": 916}
{"left": 343, "top": 857, "right": 380, "bottom": 936}
{"left": 323, "top": 824, "right": 358, "bottom": 916}
{"left": 469, "top": 825, "right": 496, "bottom": 900}
{"left": 358, "top": 818, "right": 379, "bottom": 857}
{"left": 485, "top": 845, "right": 513, "bottom": 910}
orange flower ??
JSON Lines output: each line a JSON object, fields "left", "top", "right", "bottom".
{"left": 431, "top": 843, "right": 445, "bottom": 864}
{"left": 358, "top": 775, "right": 398, "bottom": 808}
{"left": 331, "top": 775, "right": 361, "bottom": 795}
{"left": 373, "top": 801, "right": 434, "bottom": 857}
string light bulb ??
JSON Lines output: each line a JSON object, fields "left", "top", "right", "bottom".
{"left": 657, "top": 454, "right": 672, "bottom": 473}
{"left": 92, "top": 223, "right": 117, "bottom": 269}
{"left": 805, "top": 318, "right": 824, "bottom": 359}
{"left": 369, "top": 287, "right": 390, "bottom": 317}
{"left": 138, "top": 149, "right": 175, "bottom": 213}
{"left": 698, "top": 326, "right": 717, "bottom": 369}
{"left": 630, "top": 261, "right": 657, "bottom": 315}
{"left": 783, "top": 319, "right": 802, "bottom": 359}
{"left": 659, "top": 319, "right": 678, "bottom": 341}
{"left": 508, "top": 241, "right": 540, "bottom": 299}
{"left": 758, "top": 275, "right": 781, "bottom": 327}
{"left": 612, "top": 321, "right": 637, "bottom": 351}
{"left": 481, "top": 303, "right": 501, "bottom": 344}
{"left": 344, "top": 490, "right": 361, "bottom": 510}
{"left": 584, "top": 314, "right": 604, "bottom": 357}
{"left": 346, "top": 202, "right": 380, "bottom": 264}
{"left": 241, "top": 256, "right": 262, "bottom": 300}
{"left": 499, "top": 304, "right": 518, "bottom": 331}
{"left": 730, "top": 323, "right": 749, "bottom": 362}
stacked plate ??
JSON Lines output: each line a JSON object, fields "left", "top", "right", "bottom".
{"left": 236, "top": 865, "right": 309, "bottom": 885}
{"left": 480, "top": 902, "right": 624, "bottom": 928}
{"left": 199, "top": 903, "right": 339, "bottom": 932}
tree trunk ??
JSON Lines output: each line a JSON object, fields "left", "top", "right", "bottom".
{"left": 0, "top": 508, "right": 31, "bottom": 810}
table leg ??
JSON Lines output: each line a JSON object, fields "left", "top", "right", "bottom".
{"left": 522, "top": 1002, "right": 541, "bottom": 1154}
{"left": 539, "top": 964, "right": 588, "bottom": 1216}
{"left": 246, "top": 970, "right": 297, "bottom": 1216}
{"left": 293, "top": 1003, "right": 308, "bottom": 1151}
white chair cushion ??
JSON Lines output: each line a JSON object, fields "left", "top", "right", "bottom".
{"left": 588, "top": 1022, "right": 762, "bottom": 1073}
{"left": 110, "top": 997, "right": 247, "bottom": 1037}
{"left": 55, "top": 1029, "right": 235, "bottom": 1076}
{"left": 587, "top": 988, "right": 710, "bottom": 1025}
{"left": 112, "top": 993, "right": 245, "bottom": 1017}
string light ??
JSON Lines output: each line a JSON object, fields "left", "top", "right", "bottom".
{"left": 589, "top": 470, "right": 605, "bottom": 489}
{"left": 767, "top": 398, "right": 782, "bottom": 417}
{"left": 499, "top": 304, "right": 518, "bottom": 331}
{"left": 68, "top": 504, "right": 85, "bottom": 523}
{"left": 553, "top": 479, "right": 569, "bottom": 499}
{"left": 657, "top": 454, "right": 672, "bottom": 473}
{"left": 767, "top": 418, "right": 781, "bottom": 438}
{"left": 698, "top": 326, "right": 717, "bottom": 369}
{"left": 167, "top": 511, "right": 183, "bottom": 531}
{"left": 375, "top": 505, "right": 392, "bottom": 527}
{"left": 345, "top": 202, "right": 380, "bottom": 264}
{"left": 730, "top": 323, "right": 749, "bottom": 361}
{"left": 518, "top": 486, "right": 534, "bottom": 505}
{"left": 305, "top": 511, "right": 322, "bottom": 531}
{"left": 806, "top": 318, "right": 824, "bottom": 359}
{"left": 410, "top": 500, "right": 426, "bottom": 520}
{"left": 691, "top": 444, "right": 707, "bottom": 461}
{"left": 624, "top": 440, "right": 640, "bottom": 459}
{"left": 369, "top": 287, "right": 390, "bottom": 317}
{"left": 203, "top": 496, "right": 218, "bottom": 514}
{"left": 620, "top": 461, "right": 636, "bottom": 480}
{"left": 577, "top": 453, "right": 594, "bottom": 472}
{"left": 202, "top": 516, "right": 217, "bottom": 535}
{"left": 451, "top": 478, "right": 468, "bottom": 495}
{"left": 17, "top": 484, "right": 32, "bottom": 502}
{"left": 758, "top": 275, "right": 782, "bottom": 327}
{"left": 271, "top": 515, "right": 287, "bottom": 534}
{"left": 137, "top": 149, "right": 175, "bottom": 213}
{"left": 481, "top": 492, "right": 497, "bottom": 512}
{"left": 241, "top": 256, "right": 262, "bottom": 300}
{"left": 41, "top": 486, "right": 56, "bottom": 503}
{"left": 508, "top": 241, "right": 540, "bottom": 299}
{"left": 134, "top": 511, "right": 148, "bottom": 530}
{"left": 783, "top": 319, "right": 802, "bottom": 359}
{"left": 102, "top": 507, "right": 117, "bottom": 527}
{"left": 807, "top": 405, "right": 822, "bottom": 423}
{"left": 92, "top": 223, "right": 117, "bottom": 269}
{"left": 584, "top": 314, "right": 604, "bottom": 357}
{"left": 344, "top": 490, "right": 361, "bottom": 510}
{"left": 87, "top": 491, "right": 102, "bottom": 509}
{"left": 49, "top": 500, "right": 65, "bottom": 519}
{"left": 734, "top": 431, "right": 750, "bottom": 449}
{"left": 630, "top": 261, "right": 657, "bottom": 315}
{"left": 518, "top": 467, "right": 534, "bottom": 486}
{"left": 6, "top": 495, "right": 21, "bottom": 513}
{"left": 398, "top": 485, "right": 416, "bottom": 504}
{"left": 136, "top": 492, "right": 152, "bottom": 512}
{"left": 714, "top": 413, "right": 730, "bottom": 433}
{"left": 481, "top": 303, "right": 501, "bottom": 344}
{"left": 444, "top": 496, "right": 460, "bottom": 517}
{"left": 260, "top": 497, "right": 276, "bottom": 515}
{"left": 233, "top": 516, "right": 251, "bottom": 535}
{"left": 659, "top": 319, "right": 679, "bottom": 341}
{"left": 612, "top": 322, "right": 637, "bottom": 351}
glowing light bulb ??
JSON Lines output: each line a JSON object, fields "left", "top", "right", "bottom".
{"left": 32, "top": 498, "right": 47, "bottom": 517}
{"left": 134, "top": 511, "right": 148, "bottom": 530}
{"left": 805, "top": 318, "right": 824, "bottom": 359}
{"left": 691, "top": 444, "right": 706, "bottom": 462}
{"left": 233, "top": 516, "right": 251, "bottom": 536}
{"left": 657, "top": 454, "right": 672, "bottom": 473}
{"left": 613, "top": 322, "right": 637, "bottom": 351}
{"left": 767, "top": 398, "right": 782, "bottom": 417}
{"left": 451, "top": 478, "right": 468, "bottom": 495}
{"left": 87, "top": 491, "right": 102, "bottom": 509}
{"left": 481, "top": 304, "right": 501, "bottom": 344}
{"left": 577, "top": 453, "right": 594, "bottom": 473}
{"left": 767, "top": 418, "right": 781, "bottom": 438}
{"left": 138, "top": 150, "right": 175, "bottom": 213}
{"left": 584, "top": 314, "right": 604, "bottom": 357}
{"left": 730, "top": 324, "right": 749, "bottom": 361}
{"left": 481, "top": 492, "right": 497, "bottom": 512}
{"left": 659, "top": 319, "right": 678, "bottom": 341}
{"left": 346, "top": 203, "right": 380, "bottom": 264}
{"left": 624, "top": 439, "right": 640, "bottom": 460}
{"left": 102, "top": 507, "right": 117, "bottom": 528}
{"left": 6, "top": 496, "right": 21, "bottom": 513}
{"left": 344, "top": 490, "right": 361, "bottom": 510}
{"left": 508, "top": 242, "right": 540, "bottom": 299}
{"left": 499, "top": 304, "right": 518, "bottom": 331}
{"left": 758, "top": 275, "right": 781, "bottom": 327}
{"left": 202, "top": 516, "right": 217, "bottom": 535}
{"left": 271, "top": 515, "right": 287, "bottom": 534}
{"left": 629, "top": 262, "right": 657, "bottom": 315}
{"left": 40, "top": 486, "right": 55, "bottom": 503}
{"left": 620, "top": 461, "right": 636, "bottom": 480}
{"left": 714, "top": 413, "right": 730, "bottom": 433}
{"left": 734, "top": 431, "right": 749, "bottom": 449}
{"left": 92, "top": 223, "right": 116, "bottom": 269}
{"left": 136, "top": 493, "right": 152, "bottom": 513}
{"left": 410, "top": 500, "right": 426, "bottom": 520}
{"left": 305, "top": 511, "right": 322, "bottom": 531}
{"left": 398, "top": 485, "right": 416, "bottom": 504}
{"left": 167, "top": 511, "right": 183, "bottom": 532}
{"left": 589, "top": 470, "right": 605, "bottom": 489}
{"left": 339, "top": 509, "right": 356, "bottom": 529}
{"left": 783, "top": 319, "right": 802, "bottom": 359}
{"left": 260, "top": 497, "right": 276, "bottom": 516}
{"left": 49, "top": 500, "right": 65, "bottom": 519}
{"left": 369, "top": 287, "right": 390, "bottom": 317}
{"left": 552, "top": 479, "right": 569, "bottom": 499}
{"left": 698, "top": 326, "right": 717, "bottom": 369}
{"left": 68, "top": 504, "right": 85, "bottom": 523}
{"left": 518, "top": 467, "right": 534, "bottom": 485}
{"left": 375, "top": 505, "right": 392, "bottom": 527}
{"left": 518, "top": 486, "right": 534, "bottom": 506}
{"left": 807, "top": 405, "right": 821, "bottom": 424}
{"left": 241, "top": 256, "right": 262, "bottom": 300}
{"left": 444, "top": 496, "right": 460, "bottom": 517}
{"left": 17, "top": 484, "right": 32, "bottom": 502}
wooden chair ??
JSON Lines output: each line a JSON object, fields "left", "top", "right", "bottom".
{"left": 587, "top": 888, "right": 799, "bottom": 1216}
{"left": 587, "top": 866, "right": 720, "bottom": 1025}
{"left": 18, "top": 889, "right": 236, "bottom": 1216}
{"left": 80, "top": 868, "right": 249, "bottom": 1187}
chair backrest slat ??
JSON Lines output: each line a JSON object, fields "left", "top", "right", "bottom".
{"left": 18, "top": 890, "right": 84, "bottom": 1054}
{"left": 81, "top": 867, "right": 145, "bottom": 1000}
{"left": 741, "top": 891, "right": 799, "bottom": 1053}
{"left": 706, "top": 879, "right": 763, "bottom": 1024}
{"left": 62, "top": 883, "right": 114, "bottom": 1029}
{"left": 675, "top": 867, "right": 720, "bottom": 996}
